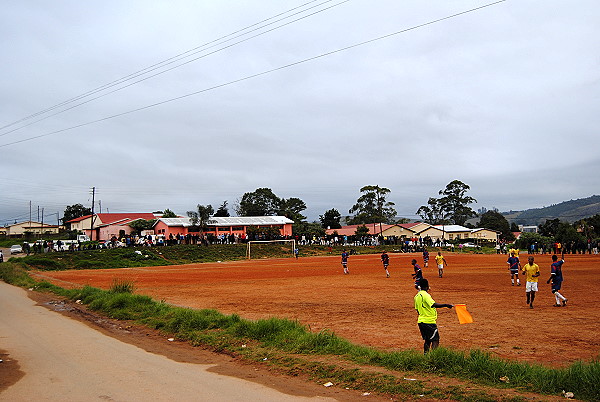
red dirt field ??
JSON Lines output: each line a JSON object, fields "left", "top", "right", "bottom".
{"left": 36, "top": 252, "right": 600, "bottom": 367}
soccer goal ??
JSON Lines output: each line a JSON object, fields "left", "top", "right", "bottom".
{"left": 246, "top": 239, "right": 296, "bottom": 259}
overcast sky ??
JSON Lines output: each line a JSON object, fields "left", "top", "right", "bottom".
{"left": 1, "top": 0, "right": 599, "bottom": 225}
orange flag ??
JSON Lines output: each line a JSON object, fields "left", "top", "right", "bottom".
{"left": 454, "top": 304, "right": 473, "bottom": 324}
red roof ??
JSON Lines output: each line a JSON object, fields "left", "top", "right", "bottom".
{"left": 67, "top": 213, "right": 156, "bottom": 225}
{"left": 67, "top": 214, "right": 93, "bottom": 223}
{"left": 326, "top": 223, "right": 421, "bottom": 236}
{"left": 96, "top": 213, "right": 156, "bottom": 225}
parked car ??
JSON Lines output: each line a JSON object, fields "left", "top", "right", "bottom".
{"left": 460, "top": 242, "right": 480, "bottom": 248}
{"left": 10, "top": 244, "right": 23, "bottom": 254}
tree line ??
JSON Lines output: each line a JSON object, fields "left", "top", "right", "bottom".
{"left": 59, "top": 181, "right": 600, "bottom": 245}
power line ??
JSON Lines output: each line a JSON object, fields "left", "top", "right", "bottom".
{"left": 0, "top": 0, "right": 347, "bottom": 137}
{"left": 0, "top": 0, "right": 507, "bottom": 149}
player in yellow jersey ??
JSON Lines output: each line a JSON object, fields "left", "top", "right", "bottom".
{"left": 435, "top": 251, "right": 447, "bottom": 278}
{"left": 521, "top": 256, "right": 540, "bottom": 309}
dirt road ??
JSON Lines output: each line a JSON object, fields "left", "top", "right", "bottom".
{"left": 0, "top": 281, "right": 346, "bottom": 401}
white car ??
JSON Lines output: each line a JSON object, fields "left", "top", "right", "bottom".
{"left": 10, "top": 245, "right": 23, "bottom": 254}
{"left": 460, "top": 242, "right": 479, "bottom": 248}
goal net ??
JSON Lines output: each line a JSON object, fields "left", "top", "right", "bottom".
{"left": 246, "top": 239, "right": 296, "bottom": 259}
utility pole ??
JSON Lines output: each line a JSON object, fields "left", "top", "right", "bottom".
{"left": 29, "top": 201, "right": 32, "bottom": 232}
{"left": 99, "top": 200, "right": 102, "bottom": 214}
{"left": 41, "top": 208, "right": 44, "bottom": 239}
{"left": 90, "top": 187, "right": 96, "bottom": 241}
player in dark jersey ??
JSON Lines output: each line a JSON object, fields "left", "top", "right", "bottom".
{"left": 547, "top": 254, "right": 568, "bottom": 306}
{"left": 422, "top": 249, "right": 430, "bottom": 268}
{"left": 507, "top": 251, "right": 521, "bottom": 286}
{"left": 341, "top": 250, "right": 349, "bottom": 274}
{"left": 411, "top": 259, "right": 423, "bottom": 289}
{"left": 381, "top": 251, "right": 390, "bottom": 278}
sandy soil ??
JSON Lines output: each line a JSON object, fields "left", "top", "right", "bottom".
{"left": 36, "top": 252, "right": 600, "bottom": 367}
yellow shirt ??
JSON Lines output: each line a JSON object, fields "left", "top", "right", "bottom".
{"left": 414, "top": 290, "right": 437, "bottom": 324}
{"left": 522, "top": 263, "right": 540, "bottom": 282}
{"left": 435, "top": 255, "right": 444, "bottom": 265}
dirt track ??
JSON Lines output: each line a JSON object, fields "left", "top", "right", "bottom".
{"left": 39, "top": 252, "right": 600, "bottom": 367}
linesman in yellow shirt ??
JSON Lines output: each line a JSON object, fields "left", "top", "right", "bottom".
{"left": 414, "top": 278, "right": 453, "bottom": 353}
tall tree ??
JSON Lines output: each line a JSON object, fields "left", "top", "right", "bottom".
{"left": 478, "top": 210, "right": 514, "bottom": 241}
{"left": 129, "top": 219, "right": 157, "bottom": 234}
{"left": 416, "top": 197, "right": 448, "bottom": 225}
{"left": 292, "top": 222, "right": 325, "bottom": 238}
{"left": 319, "top": 208, "right": 342, "bottom": 229}
{"left": 236, "top": 188, "right": 282, "bottom": 216}
{"left": 187, "top": 204, "right": 214, "bottom": 234}
{"left": 348, "top": 185, "right": 397, "bottom": 225}
{"left": 214, "top": 201, "right": 230, "bottom": 217}
{"left": 62, "top": 203, "right": 92, "bottom": 225}
{"left": 161, "top": 209, "right": 177, "bottom": 218}
{"left": 539, "top": 218, "right": 561, "bottom": 237}
{"left": 437, "top": 180, "right": 477, "bottom": 225}
{"left": 278, "top": 197, "right": 307, "bottom": 223}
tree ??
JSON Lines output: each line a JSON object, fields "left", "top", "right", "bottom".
{"left": 416, "top": 197, "right": 448, "bottom": 225}
{"left": 574, "top": 214, "right": 600, "bottom": 239}
{"left": 555, "top": 222, "right": 584, "bottom": 245}
{"left": 437, "top": 180, "right": 477, "bottom": 225}
{"left": 236, "top": 188, "right": 282, "bottom": 216}
{"left": 348, "top": 185, "right": 397, "bottom": 225}
{"left": 510, "top": 222, "right": 519, "bottom": 232}
{"left": 278, "top": 197, "right": 307, "bottom": 223}
{"left": 293, "top": 222, "right": 325, "bottom": 238}
{"left": 161, "top": 209, "right": 177, "bottom": 218}
{"left": 214, "top": 201, "right": 230, "bottom": 217}
{"left": 355, "top": 225, "right": 370, "bottom": 236}
{"left": 129, "top": 219, "right": 157, "bottom": 234}
{"left": 319, "top": 208, "right": 342, "bottom": 229}
{"left": 515, "top": 232, "right": 552, "bottom": 251}
{"left": 62, "top": 203, "right": 92, "bottom": 225}
{"left": 478, "top": 210, "right": 514, "bottom": 241}
{"left": 187, "top": 204, "right": 214, "bottom": 234}
{"left": 539, "top": 218, "right": 561, "bottom": 238}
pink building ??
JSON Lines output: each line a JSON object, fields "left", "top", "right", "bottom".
{"left": 154, "top": 216, "right": 294, "bottom": 238}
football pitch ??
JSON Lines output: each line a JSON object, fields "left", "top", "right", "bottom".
{"left": 40, "top": 252, "right": 600, "bottom": 367}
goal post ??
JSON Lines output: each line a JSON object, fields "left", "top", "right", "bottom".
{"left": 246, "top": 239, "right": 296, "bottom": 260}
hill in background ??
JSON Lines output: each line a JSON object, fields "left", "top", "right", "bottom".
{"left": 503, "top": 195, "right": 600, "bottom": 226}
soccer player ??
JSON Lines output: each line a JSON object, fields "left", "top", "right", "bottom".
{"left": 521, "top": 256, "right": 540, "bottom": 309}
{"left": 435, "top": 251, "right": 447, "bottom": 278}
{"left": 547, "top": 254, "right": 568, "bottom": 307}
{"left": 507, "top": 251, "right": 521, "bottom": 286}
{"left": 422, "top": 248, "right": 429, "bottom": 268}
{"left": 381, "top": 251, "right": 390, "bottom": 278}
{"left": 411, "top": 259, "right": 423, "bottom": 289}
{"left": 341, "top": 249, "right": 349, "bottom": 274}
{"left": 414, "top": 278, "right": 453, "bottom": 353}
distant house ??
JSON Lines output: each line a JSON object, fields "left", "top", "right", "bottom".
{"left": 4, "top": 221, "right": 62, "bottom": 237}
{"left": 325, "top": 223, "right": 419, "bottom": 238}
{"left": 153, "top": 216, "right": 294, "bottom": 238}
{"left": 519, "top": 225, "right": 538, "bottom": 233}
{"left": 470, "top": 228, "right": 500, "bottom": 243}
{"left": 67, "top": 213, "right": 159, "bottom": 241}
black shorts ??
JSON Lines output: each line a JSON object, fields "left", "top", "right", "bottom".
{"left": 551, "top": 282, "right": 562, "bottom": 292}
{"left": 418, "top": 322, "right": 439, "bottom": 342}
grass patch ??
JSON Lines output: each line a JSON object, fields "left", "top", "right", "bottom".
{"left": 1, "top": 262, "right": 597, "bottom": 400}
{"left": 109, "top": 279, "right": 135, "bottom": 294}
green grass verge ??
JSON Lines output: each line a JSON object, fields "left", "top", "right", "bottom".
{"left": 1, "top": 261, "right": 595, "bottom": 400}
{"left": 6, "top": 243, "right": 496, "bottom": 271}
